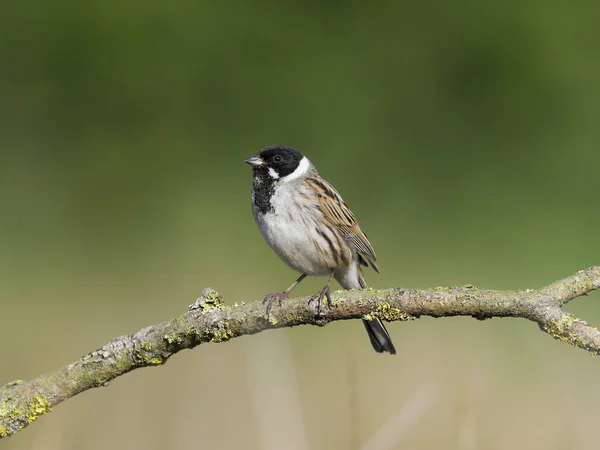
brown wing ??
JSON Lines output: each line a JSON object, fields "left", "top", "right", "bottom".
{"left": 306, "top": 175, "right": 379, "bottom": 272}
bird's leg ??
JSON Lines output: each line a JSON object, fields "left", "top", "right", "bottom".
{"left": 264, "top": 273, "right": 307, "bottom": 315}
{"left": 308, "top": 270, "right": 334, "bottom": 315}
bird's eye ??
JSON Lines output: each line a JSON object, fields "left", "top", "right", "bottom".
{"left": 273, "top": 155, "right": 282, "bottom": 163}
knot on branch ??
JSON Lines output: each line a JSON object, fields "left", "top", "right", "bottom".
{"left": 189, "top": 287, "right": 223, "bottom": 311}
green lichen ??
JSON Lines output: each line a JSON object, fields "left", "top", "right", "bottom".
{"left": 177, "top": 314, "right": 188, "bottom": 326}
{"left": 210, "top": 322, "right": 234, "bottom": 343}
{"left": 0, "top": 402, "right": 24, "bottom": 421}
{"left": 27, "top": 395, "right": 51, "bottom": 424}
{"left": 113, "top": 351, "right": 133, "bottom": 374}
{"left": 164, "top": 333, "right": 182, "bottom": 345}
{"left": 200, "top": 304, "right": 218, "bottom": 313}
{"left": 374, "top": 302, "right": 414, "bottom": 322}
{"left": 284, "top": 313, "right": 304, "bottom": 324}
{"left": 544, "top": 313, "right": 597, "bottom": 353}
{"left": 140, "top": 341, "right": 153, "bottom": 351}
{"left": 205, "top": 290, "right": 222, "bottom": 303}
{"left": 0, "top": 401, "right": 8, "bottom": 419}
{"left": 196, "top": 289, "right": 225, "bottom": 313}
{"left": 184, "top": 325, "right": 199, "bottom": 338}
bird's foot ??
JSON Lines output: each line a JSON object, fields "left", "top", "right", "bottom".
{"left": 308, "top": 285, "right": 332, "bottom": 316}
{"left": 263, "top": 291, "right": 289, "bottom": 315}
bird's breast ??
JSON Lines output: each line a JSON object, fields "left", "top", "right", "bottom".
{"left": 253, "top": 185, "right": 351, "bottom": 276}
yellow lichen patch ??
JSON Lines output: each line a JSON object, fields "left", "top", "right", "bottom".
{"left": 148, "top": 357, "right": 163, "bottom": 365}
{"left": 329, "top": 296, "right": 343, "bottom": 307}
{"left": 0, "top": 425, "right": 7, "bottom": 437}
{"left": 27, "top": 395, "right": 51, "bottom": 424}
{"left": 375, "top": 302, "right": 414, "bottom": 322}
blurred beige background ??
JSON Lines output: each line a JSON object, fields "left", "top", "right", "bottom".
{"left": 1, "top": 1, "right": 600, "bottom": 449}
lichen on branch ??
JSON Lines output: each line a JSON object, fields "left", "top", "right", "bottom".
{"left": 1, "top": 266, "right": 599, "bottom": 439}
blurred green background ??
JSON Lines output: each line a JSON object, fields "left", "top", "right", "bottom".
{"left": 1, "top": 1, "right": 600, "bottom": 449}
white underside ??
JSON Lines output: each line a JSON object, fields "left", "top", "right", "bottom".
{"left": 254, "top": 159, "right": 362, "bottom": 288}
{"left": 333, "top": 263, "right": 362, "bottom": 290}
{"left": 258, "top": 206, "right": 362, "bottom": 287}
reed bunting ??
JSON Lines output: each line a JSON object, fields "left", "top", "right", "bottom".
{"left": 244, "top": 145, "right": 396, "bottom": 354}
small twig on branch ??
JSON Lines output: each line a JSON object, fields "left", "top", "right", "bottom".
{"left": 1, "top": 267, "right": 599, "bottom": 439}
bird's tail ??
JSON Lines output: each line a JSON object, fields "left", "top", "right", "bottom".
{"left": 362, "top": 318, "right": 396, "bottom": 354}
{"left": 335, "top": 264, "right": 397, "bottom": 355}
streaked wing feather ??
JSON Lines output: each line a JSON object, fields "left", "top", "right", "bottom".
{"left": 306, "top": 176, "right": 379, "bottom": 272}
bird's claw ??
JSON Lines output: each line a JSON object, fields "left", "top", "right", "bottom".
{"left": 263, "top": 292, "right": 288, "bottom": 316}
{"left": 308, "top": 286, "right": 332, "bottom": 316}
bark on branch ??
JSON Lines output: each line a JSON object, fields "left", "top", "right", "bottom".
{"left": 1, "top": 267, "right": 599, "bottom": 438}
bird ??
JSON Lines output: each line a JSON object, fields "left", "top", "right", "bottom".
{"left": 244, "top": 144, "right": 396, "bottom": 354}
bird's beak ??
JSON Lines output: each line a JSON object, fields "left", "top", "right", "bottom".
{"left": 244, "top": 155, "right": 264, "bottom": 168}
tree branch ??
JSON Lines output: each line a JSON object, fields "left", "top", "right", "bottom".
{"left": 1, "top": 267, "right": 599, "bottom": 438}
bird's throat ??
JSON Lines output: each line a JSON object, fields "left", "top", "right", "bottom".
{"left": 252, "top": 170, "right": 275, "bottom": 214}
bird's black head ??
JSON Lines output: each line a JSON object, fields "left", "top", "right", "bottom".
{"left": 244, "top": 145, "right": 305, "bottom": 179}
